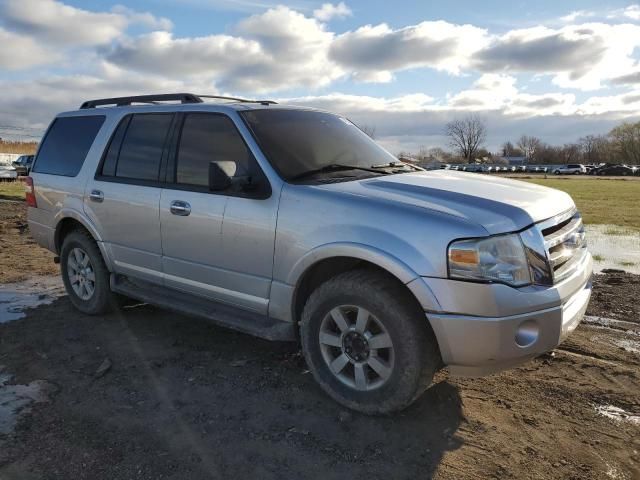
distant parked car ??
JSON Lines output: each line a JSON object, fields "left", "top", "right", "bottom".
{"left": 0, "top": 163, "right": 18, "bottom": 181}
{"left": 464, "top": 164, "right": 485, "bottom": 173}
{"left": 594, "top": 164, "right": 635, "bottom": 176}
{"left": 12, "top": 155, "right": 34, "bottom": 176}
{"left": 553, "top": 164, "right": 586, "bottom": 175}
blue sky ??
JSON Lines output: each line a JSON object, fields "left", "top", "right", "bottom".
{"left": 1, "top": 0, "right": 640, "bottom": 152}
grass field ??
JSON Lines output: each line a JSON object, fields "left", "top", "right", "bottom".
{"left": 1, "top": 176, "right": 638, "bottom": 228}
{"left": 521, "top": 178, "right": 639, "bottom": 229}
{"left": 0, "top": 181, "right": 24, "bottom": 201}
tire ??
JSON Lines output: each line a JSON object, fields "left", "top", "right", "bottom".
{"left": 554, "top": 170, "right": 560, "bottom": 175}
{"left": 300, "top": 269, "right": 441, "bottom": 414}
{"left": 60, "top": 229, "right": 117, "bottom": 315}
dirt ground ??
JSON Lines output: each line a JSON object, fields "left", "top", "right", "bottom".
{"left": 0, "top": 201, "right": 638, "bottom": 480}
{"left": 0, "top": 201, "right": 57, "bottom": 282}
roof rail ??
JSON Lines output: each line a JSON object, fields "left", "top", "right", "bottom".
{"left": 197, "top": 95, "right": 277, "bottom": 105}
{"left": 79, "top": 93, "right": 277, "bottom": 109}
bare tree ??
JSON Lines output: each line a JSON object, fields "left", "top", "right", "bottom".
{"left": 609, "top": 121, "right": 640, "bottom": 165}
{"left": 517, "top": 135, "right": 541, "bottom": 163}
{"left": 562, "top": 143, "right": 581, "bottom": 164}
{"left": 501, "top": 141, "right": 523, "bottom": 157}
{"left": 360, "top": 124, "right": 376, "bottom": 139}
{"left": 445, "top": 115, "right": 487, "bottom": 162}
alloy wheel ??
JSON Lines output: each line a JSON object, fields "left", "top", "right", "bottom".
{"left": 67, "top": 247, "right": 96, "bottom": 300}
{"left": 318, "top": 305, "right": 395, "bottom": 391}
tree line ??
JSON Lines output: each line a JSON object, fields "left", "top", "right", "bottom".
{"left": 406, "top": 116, "right": 640, "bottom": 165}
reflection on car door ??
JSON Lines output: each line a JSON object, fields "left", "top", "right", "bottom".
{"left": 84, "top": 113, "right": 174, "bottom": 284}
{"left": 160, "top": 112, "right": 278, "bottom": 314}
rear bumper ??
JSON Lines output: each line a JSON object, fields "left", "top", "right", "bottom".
{"left": 424, "top": 254, "right": 592, "bottom": 377}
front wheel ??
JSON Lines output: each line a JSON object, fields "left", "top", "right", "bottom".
{"left": 554, "top": 170, "right": 560, "bottom": 175}
{"left": 300, "top": 269, "right": 441, "bottom": 414}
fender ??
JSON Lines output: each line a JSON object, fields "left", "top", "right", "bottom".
{"left": 280, "top": 242, "right": 441, "bottom": 317}
{"left": 53, "top": 208, "right": 114, "bottom": 272}
{"left": 286, "top": 241, "right": 422, "bottom": 286}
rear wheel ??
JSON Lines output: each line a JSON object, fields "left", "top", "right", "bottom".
{"left": 60, "top": 229, "right": 117, "bottom": 315}
{"left": 300, "top": 269, "right": 441, "bottom": 414}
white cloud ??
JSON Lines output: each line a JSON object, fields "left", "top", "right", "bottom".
{"left": 611, "top": 70, "right": 640, "bottom": 85}
{"left": 0, "top": 0, "right": 172, "bottom": 48}
{"left": 107, "top": 31, "right": 264, "bottom": 76}
{"left": 621, "top": 4, "right": 640, "bottom": 21}
{"left": 107, "top": 6, "right": 343, "bottom": 92}
{"left": 111, "top": 5, "right": 174, "bottom": 31}
{"left": 473, "top": 23, "right": 640, "bottom": 90}
{"left": 330, "top": 21, "right": 490, "bottom": 81}
{"left": 0, "top": 0, "right": 127, "bottom": 45}
{"left": 448, "top": 74, "right": 518, "bottom": 110}
{"left": 313, "top": 2, "right": 352, "bottom": 22}
{"left": 607, "top": 3, "right": 640, "bottom": 20}
{"left": 0, "top": 28, "right": 61, "bottom": 70}
{"left": 560, "top": 10, "right": 595, "bottom": 23}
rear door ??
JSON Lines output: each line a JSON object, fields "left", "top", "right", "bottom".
{"left": 160, "top": 112, "right": 277, "bottom": 313}
{"left": 84, "top": 113, "right": 175, "bottom": 284}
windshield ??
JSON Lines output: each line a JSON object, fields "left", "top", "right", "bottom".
{"left": 241, "top": 109, "right": 398, "bottom": 181}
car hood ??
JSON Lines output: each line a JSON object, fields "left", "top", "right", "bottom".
{"left": 317, "top": 170, "right": 575, "bottom": 234}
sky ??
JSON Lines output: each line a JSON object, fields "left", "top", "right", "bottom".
{"left": 1, "top": 0, "right": 640, "bottom": 153}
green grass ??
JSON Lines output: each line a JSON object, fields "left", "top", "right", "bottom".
{"left": 0, "top": 181, "right": 25, "bottom": 201}
{"left": 592, "top": 254, "right": 605, "bottom": 262}
{"left": 521, "top": 178, "right": 640, "bottom": 229}
{"left": 618, "top": 260, "right": 637, "bottom": 267}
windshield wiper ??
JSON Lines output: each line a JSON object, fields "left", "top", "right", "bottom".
{"left": 371, "top": 161, "right": 422, "bottom": 171}
{"left": 290, "top": 163, "right": 389, "bottom": 181}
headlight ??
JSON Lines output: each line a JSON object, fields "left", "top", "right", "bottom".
{"left": 448, "top": 234, "right": 532, "bottom": 287}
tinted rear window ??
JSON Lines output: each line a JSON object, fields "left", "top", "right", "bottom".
{"left": 115, "top": 114, "right": 173, "bottom": 181}
{"left": 33, "top": 116, "right": 105, "bottom": 176}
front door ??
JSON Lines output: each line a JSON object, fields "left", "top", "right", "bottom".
{"left": 160, "top": 112, "right": 278, "bottom": 314}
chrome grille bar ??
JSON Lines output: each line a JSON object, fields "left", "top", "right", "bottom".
{"left": 536, "top": 208, "right": 587, "bottom": 284}
{"left": 544, "top": 216, "right": 583, "bottom": 250}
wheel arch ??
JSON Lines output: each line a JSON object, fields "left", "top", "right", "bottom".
{"left": 289, "top": 243, "right": 441, "bottom": 331}
{"left": 54, "top": 210, "right": 113, "bottom": 271}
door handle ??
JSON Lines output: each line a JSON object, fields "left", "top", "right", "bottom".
{"left": 89, "top": 190, "right": 104, "bottom": 203}
{"left": 170, "top": 200, "right": 191, "bottom": 216}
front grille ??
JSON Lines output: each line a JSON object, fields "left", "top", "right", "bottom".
{"left": 537, "top": 209, "right": 587, "bottom": 283}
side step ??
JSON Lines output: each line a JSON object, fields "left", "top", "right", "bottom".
{"left": 110, "top": 275, "right": 296, "bottom": 342}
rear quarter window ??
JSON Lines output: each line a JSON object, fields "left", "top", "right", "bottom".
{"left": 33, "top": 116, "right": 105, "bottom": 177}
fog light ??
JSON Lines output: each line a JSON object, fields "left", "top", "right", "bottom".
{"left": 515, "top": 320, "right": 539, "bottom": 347}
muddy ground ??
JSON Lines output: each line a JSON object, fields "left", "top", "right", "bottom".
{"left": 0, "top": 201, "right": 638, "bottom": 480}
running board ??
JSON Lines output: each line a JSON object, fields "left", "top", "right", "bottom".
{"left": 110, "top": 274, "right": 296, "bottom": 342}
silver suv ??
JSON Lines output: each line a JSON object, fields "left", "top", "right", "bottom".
{"left": 27, "top": 93, "right": 592, "bottom": 414}
{"left": 554, "top": 164, "right": 587, "bottom": 175}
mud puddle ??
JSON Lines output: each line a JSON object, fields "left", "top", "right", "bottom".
{"left": 0, "top": 366, "right": 57, "bottom": 436}
{"left": 586, "top": 225, "right": 640, "bottom": 274}
{"left": 0, "top": 276, "right": 64, "bottom": 323}
{"left": 595, "top": 404, "right": 640, "bottom": 426}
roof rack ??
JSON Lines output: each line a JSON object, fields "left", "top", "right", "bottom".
{"left": 80, "top": 93, "right": 202, "bottom": 109}
{"left": 79, "top": 93, "right": 277, "bottom": 109}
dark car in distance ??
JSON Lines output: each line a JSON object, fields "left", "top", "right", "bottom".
{"left": 12, "top": 155, "right": 34, "bottom": 176}
{"left": 592, "top": 164, "right": 635, "bottom": 176}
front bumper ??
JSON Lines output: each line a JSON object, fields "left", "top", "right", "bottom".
{"left": 424, "top": 253, "right": 592, "bottom": 377}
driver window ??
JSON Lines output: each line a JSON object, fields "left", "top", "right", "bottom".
{"left": 176, "top": 113, "right": 252, "bottom": 188}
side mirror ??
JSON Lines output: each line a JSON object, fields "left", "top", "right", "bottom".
{"left": 209, "top": 162, "right": 232, "bottom": 191}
